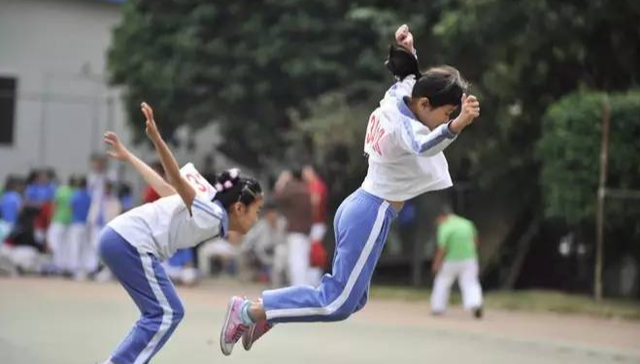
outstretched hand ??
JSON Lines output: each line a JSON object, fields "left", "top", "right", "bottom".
{"left": 104, "top": 131, "right": 130, "bottom": 161}
{"left": 141, "top": 102, "right": 161, "bottom": 142}
{"left": 449, "top": 94, "right": 481, "bottom": 133}
{"left": 395, "top": 24, "right": 415, "bottom": 53}
{"left": 458, "top": 94, "right": 480, "bottom": 125}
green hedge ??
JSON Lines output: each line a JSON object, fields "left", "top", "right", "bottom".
{"left": 538, "top": 90, "right": 640, "bottom": 233}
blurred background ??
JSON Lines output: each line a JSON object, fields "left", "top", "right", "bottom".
{"left": 0, "top": 0, "right": 639, "bottom": 363}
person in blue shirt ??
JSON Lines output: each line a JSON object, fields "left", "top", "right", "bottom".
{"left": 68, "top": 176, "right": 92, "bottom": 279}
{"left": 24, "top": 169, "right": 56, "bottom": 205}
{"left": 1, "top": 176, "right": 24, "bottom": 225}
{"left": 0, "top": 176, "right": 24, "bottom": 242}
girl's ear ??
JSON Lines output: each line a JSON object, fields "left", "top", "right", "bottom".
{"left": 231, "top": 201, "right": 246, "bottom": 215}
{"left": 419, "top": 97, "right": 431, "bottom": 110}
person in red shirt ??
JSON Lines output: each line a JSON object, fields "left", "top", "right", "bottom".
{"left": 302, "top": 165, "right": 329, "bottom": 284}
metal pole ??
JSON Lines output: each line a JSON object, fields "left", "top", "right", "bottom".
{"left": 595, "top": 95, "right": 611, "bottom": 301}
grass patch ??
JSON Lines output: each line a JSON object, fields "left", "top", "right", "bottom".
{"left": 370, "top": 286, "right": 640, "bottom": 321}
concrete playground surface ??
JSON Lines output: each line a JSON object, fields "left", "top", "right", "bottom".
{"left": 1, "top": 277, "right": 639, "bottom": 364}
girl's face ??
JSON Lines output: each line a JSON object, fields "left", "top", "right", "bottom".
{"left": 229, "top": 197, "right": 264, "bottom": 235}
{"left": 412, "top": 97, "right": 458, "bottom": 130}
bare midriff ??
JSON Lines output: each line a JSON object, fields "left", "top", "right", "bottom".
{"left": 388, "top": 200, "right": 405, "bottom": 213}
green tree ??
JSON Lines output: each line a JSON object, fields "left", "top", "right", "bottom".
{"left": 539, "top": 90, "right": 640, "bottom": 234}
{"left": 108, "top": 0, "right": 407, "bottom": 167}
{"left": 428, "top": 0, "right": 640, "bottom": 198}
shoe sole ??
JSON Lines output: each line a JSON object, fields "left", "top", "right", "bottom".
{"left": 242, "top": 324, "right": 256, "bottom": 351}
{"left": 220, "top": 297, "right": 238, "bottom": 356}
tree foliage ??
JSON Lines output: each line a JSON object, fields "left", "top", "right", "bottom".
{"left": 539, "top": 91, "right": 640, "bottom": 235}
{"left": 425, "top": 0, "right": 640, "bottom": 196}
{"left": 108, "top": 0, "right": 410, "bottom": 167}
{"left": 108, "top": 0, "right": 640, "bottom": 240}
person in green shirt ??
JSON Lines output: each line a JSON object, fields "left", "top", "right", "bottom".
{"left": 47, "top": 176, "right": 75, "bottom": 273}
{"left": 430, "top": 205, "right": 483, "bottom": 318}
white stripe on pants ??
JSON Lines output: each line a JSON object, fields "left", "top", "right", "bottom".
{"left": 431, "top": 258, "right": 483, "bottom": 312}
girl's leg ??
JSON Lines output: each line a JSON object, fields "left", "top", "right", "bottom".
{"left": 99, "top": 227, "right": 184, "bottom": 364}
{"left": 353, "top": 285, "right": 370, "bottom": 313}
{"left": 261, "top": 191, "right": 396, "bottom": 323}
{"left": 220, "top": 189, "right": 398, "bottom": 354}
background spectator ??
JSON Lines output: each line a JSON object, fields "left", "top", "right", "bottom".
{"left": 274, "top": 168, "right": 314, "bottom": 286}
{"left": 430, "top": 205, "right": 483, "bottom": 319}
{"left": 47, "top": 175, "right": 76, "bottom": 273}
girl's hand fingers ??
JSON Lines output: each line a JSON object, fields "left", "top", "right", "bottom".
{"left": 396, "top": 24, "right": 409, "bottom": 41}
{"left": 142, "top": 102, "right": 154, "bottom": 119}
{"left": 104, "top": 132, "right": 118, "bottom": 141}
{"left": 141, "top": 106, "right": 151, "bottom": 120}
{"left": 141, "top": 102, "right": 153, "bottom": 121}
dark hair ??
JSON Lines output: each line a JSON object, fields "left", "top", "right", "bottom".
{"left": 105, "top": 180, "right": 115, "bottom": 194}
{"left": 412, "top": 66, "right": 468, "bottom": 108}
{"left": 151, "top": 161, "right": 164, "bottom": 175}
{"left": 212, "top": 168, "right": 262, "bottom": 210}
{"left": 76, "top": 176, "right": 88, "bottom": 189}
{"left": 290, "top": 167, "right": 303, "bottom": 181}
{"left": 118, "top": 183, "right": 132, "bottom": 198}
{"left": 3, "top": 175, "right": 22, "bottom": 192}
{"left": 26, "top": 169, "right": 39, "bottom": 184}
{"left": 437, "top": 203, "right": 453, "bottom": 217}
{"left": 46, "top": 168, "right": 57, "bottom": 182}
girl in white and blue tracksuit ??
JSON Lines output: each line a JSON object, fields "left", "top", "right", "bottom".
{"left": 220, "top": 24, "right": 481, "bottom": 354}
{"left": 98, "top": 103, "right": 263, "bottom": 364}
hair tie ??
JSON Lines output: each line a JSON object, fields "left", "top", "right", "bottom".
{"left": 224, "top": 180, "right": 233, "bottom": 189}
{"left": 229, "top": 168, "right": 240, "bottom": 179}
{"left": 215, "top": 183, "right": 223, "bottom": 192}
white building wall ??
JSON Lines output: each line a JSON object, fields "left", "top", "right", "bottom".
{"left": 0, "top": 0, "right": 244, "bottom": 196}
{"left": 0, "top": 0, "right": 129, "bottom": 185}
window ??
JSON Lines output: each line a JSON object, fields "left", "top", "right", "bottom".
{"left": 0, "top": 76, "right": 16, "bottom": 145}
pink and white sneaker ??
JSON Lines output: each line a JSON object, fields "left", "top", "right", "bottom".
{"left": 220, "top": 296, "right": 249, "bottom": 356}
{"left": 242, "top": 318, "right": 273, "bottom": 351}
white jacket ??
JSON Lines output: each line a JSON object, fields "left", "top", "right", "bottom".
{"left": 361, "top": 76, "right": 457, "bottom": 201}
